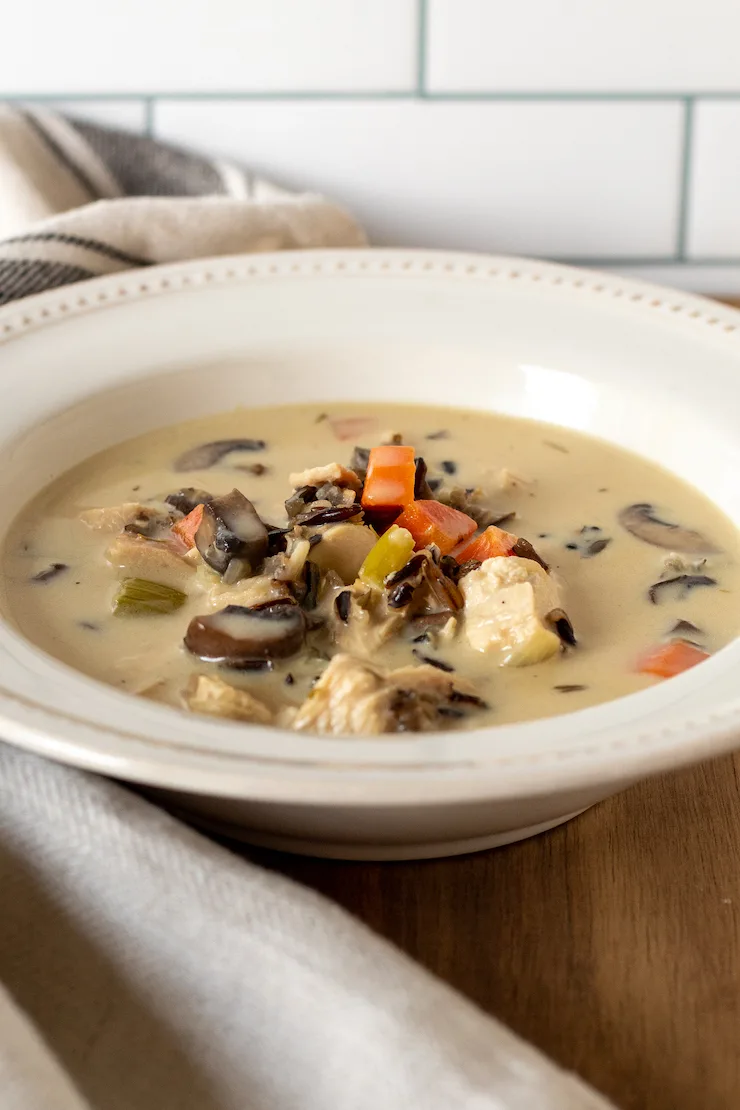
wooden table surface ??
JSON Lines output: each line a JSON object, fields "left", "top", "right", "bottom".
{"left": 246, "top": 295, "right": 740, "bottom": 1110}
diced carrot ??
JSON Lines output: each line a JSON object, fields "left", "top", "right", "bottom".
{"left": 361, "top": 445, "right": 417, "bottom": 510}
{"left": 329, "top": 416, "right": 378, "bottom": 442}
{"left": 393, "top": 500, "right": 477, "bottom": 555}
{"left": 453, "top": 524, "right": 518, "bottom": 564}
{"left": 636, "top": 640, "right": 710, "bottom": 678}
{"left": 171, "top": 503, "right": 205, "bottom": 550}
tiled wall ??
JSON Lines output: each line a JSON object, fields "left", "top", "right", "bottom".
{"left": 6, "top": 0, "right": 740, "bottom": 291}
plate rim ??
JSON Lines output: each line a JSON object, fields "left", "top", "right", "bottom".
{"left": 1, "top": 245, "right": 740, "bottom": 803}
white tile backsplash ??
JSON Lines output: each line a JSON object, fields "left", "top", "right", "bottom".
{"left": 155, "top": 99, "right": 683, "bottom": 258}
{"left": 687, "top": 102, "right": 740, "bottom": 259}
{"left": 427, "top": 0, "right": 740, "bottom": 92}
{"left": 6, "top": 0, "right": 740, "bottom": 275}
{"left": 2, "top": 1, "right": 416, "bottom": 94}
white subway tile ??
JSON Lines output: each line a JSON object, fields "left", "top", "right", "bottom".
{"left": 605, "top": 264, "right": 740, "bottom": 295}
{"left": 155, "top": 99, "right": 682, "bottom": 258}
{"left": 2, "top": 0, "right": 416, "bottom": 94}
{"left": 427, "top": 0, "right": 740, "bottom": 92}
{"left": 686, "top": 102, "right": 740, "bottom": 259}
{"left": 34, "top": 101, "right": 148, "bottom": 133}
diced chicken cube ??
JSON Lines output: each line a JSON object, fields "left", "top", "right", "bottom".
{"left": 185, "top": 674, "right": 274, "bottom": 724}
{"left": 288, "top": 462, "right": 362, "bottom": 493}
{"left": 293, "top": 653, "right": 481, "bottom": 736}
{"left": 461, "top": 556, "right": 564, "bottom": 666}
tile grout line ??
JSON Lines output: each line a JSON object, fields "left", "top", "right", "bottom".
{"left": 417, "top": 0, "right": 428, "bottom": 95}
{"left": 676, "top": 97, "right": 695, "bottom": 261}
{"left": 6, "top": 90, "right": 740, "bottom": 103}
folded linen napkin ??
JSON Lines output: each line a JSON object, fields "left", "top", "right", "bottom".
{"left": 0, "top": 106, "right": 616, "bottom": 1109}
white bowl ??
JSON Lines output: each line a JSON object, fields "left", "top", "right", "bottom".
{"left": 1, "top": 249, "right": 740, "bottom": 860}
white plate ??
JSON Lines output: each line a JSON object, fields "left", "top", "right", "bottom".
{"left": 1, "top": 249, "right": 739, "bottom": 860}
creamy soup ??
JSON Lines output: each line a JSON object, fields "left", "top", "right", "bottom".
{"left": 3, "top": 402, "right": 740, "bottom": 735}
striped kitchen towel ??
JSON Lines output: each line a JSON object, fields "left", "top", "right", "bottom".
{"left": 0, "top": 105, "right": 366, "bottom": 305}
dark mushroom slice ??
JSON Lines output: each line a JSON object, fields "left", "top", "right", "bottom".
{"left": 511, "top": 537, "right": 549, "bottom": 571}
{"left": 31, "top": 562, "right": 68, "bottom": 584}
{"left": 194, "top": 489, "right": 268, "bottom": 577}
{"left": 668, "top": 619, "right": 703, "bottom": 639}
{"left": 174, "top": 439, "right": 267, "bottom": 472}
{"left": 165, "top": 487, "right": 213, "bottom": 515}
{"left": 584, "top": 537, "right": 611, "bottom": 557}
{"left": 348, "top": 446, "right": 371, "bottom": 480}
{"left": 648, "top": 574, "right": 717, "bottom": 605}
{"left": 285, "top": 485, "right": 319, "bottom": 519}
{"left": 314, "top": 482, "right": 353, "bottom": 507}
{"left": 184, "top": 603, "right": 305, "bottom": 664}
{"left": 546, "top": 608, "right": 577, "bottom": 646}
{"left": 618, "top": 503, "right": 719, "bottom": 554}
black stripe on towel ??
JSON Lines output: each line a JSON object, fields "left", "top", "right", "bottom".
{"left": 67, "top": 119, "right": 230, "bottom": 198}
{"left": 3, "top": 233, "right": 151, "bottom": 269}
{"left": 0, "top": 259, "right": 95, "bottom": 305}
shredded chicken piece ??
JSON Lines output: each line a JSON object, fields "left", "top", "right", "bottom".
{"left": 498, "top": 468, "right": 535, "bottom": 492}
{"left": 288, "top": 462, "right": 362, "bottom": 493}
{"left": 334, "top": 581, "right": 405, "bottom": 656}
{"left": 293, "top": 653, "right": 479, "bottom": 735}
{"left": 106, "top": 532, "right": 197, "bottom": 590}
{"left": 184, "top": 674, "right": 274, "bottom": 724}
{"left": 207, "top": 574, "right": 292, "bottom": 612}
{"left": 80, "top": 502, "right": 175, "bottom": 533}
{"left": 662, "top": 552, "right": 708, "bottom": 575}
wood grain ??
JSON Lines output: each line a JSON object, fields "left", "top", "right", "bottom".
{"left": 244, "top": 756, "right": 740, "bottom": 1109}
{"left": 236, "top": 296, "right": 740, "bottom": 1109}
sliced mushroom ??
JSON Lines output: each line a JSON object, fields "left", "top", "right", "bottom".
{"left": 194, "top": 489, "right": 268, "bottom": 577}
{"left": 648, "top": 574, "right": 717, "bottom": 605}
{"left": 619, "top": 504, "right": 719, "bottom": 554}
{"left": 546, "top": 608, "right": 577, "bottom": 646}
{"left": 165, "top": 487, "right": 213, "bottom": 515}
{"left": 348, "top": 446, "right": 370, "bottom": 480}
{"left": 285, "top": 485, "right": 318, "bottom": 519}
{"left": 184, "top": 602, "right": 305, "bottom": 664}
{"left": 174, "top": 439, "right": 266, "bottom": 472}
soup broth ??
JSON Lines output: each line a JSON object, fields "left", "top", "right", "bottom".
{"left": 4, "top": 402, "right": 739, "bottom": 734}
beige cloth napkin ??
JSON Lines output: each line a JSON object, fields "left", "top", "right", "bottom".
{"left": 0, "top": 104, "right": 617, "bottom": 1109}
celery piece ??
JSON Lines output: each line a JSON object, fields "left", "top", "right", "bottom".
{"left": 359, "top": 526, "right": 415, "bottom": 588}
{"left": 113, "top": 577, "right": 187, "bottom": 616}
